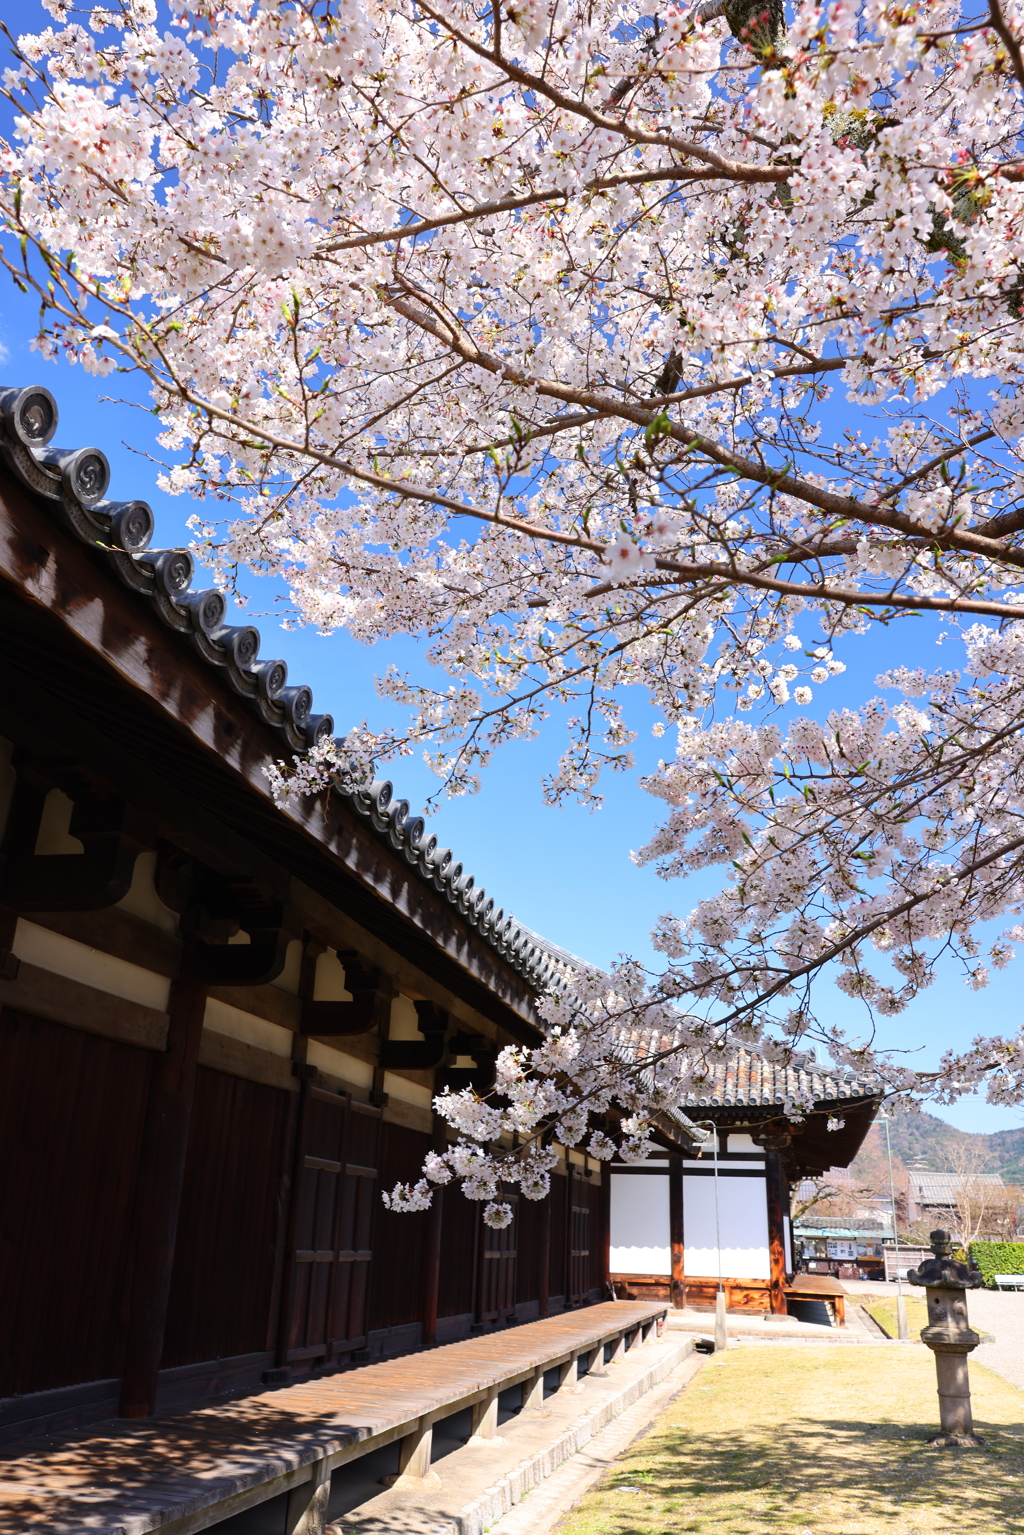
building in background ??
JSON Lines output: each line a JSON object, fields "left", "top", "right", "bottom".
{"left": 793, "top": 1217, "right": 893, "bottom": 1280}
{"left": 606, "top": 1043, "right": 881, "bottom": 1315}
{"left": 905, "top": 1169, "right": 1006, "bottom": 1225}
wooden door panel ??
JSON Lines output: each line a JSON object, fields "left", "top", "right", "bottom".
{"left": 568, "top": 1172, "right": 592, "bottom": 1306}
{"left": 282, "top": 1089, "right": 381, "bottom": 1365}
{"left": 312, "top": 1164, "right": 339, "bottom": 1252}
{"left": 477, "top": 1190, "right": 517, "bottom": 1325}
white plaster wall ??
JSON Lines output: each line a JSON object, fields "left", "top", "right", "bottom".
{"left": 306, "top": 1038, "right": 374, "bottom": 1087}
{"left": 609, "top": 1172, "right": 671, "bottom": 1276}
{"left": 13, "top": 918, "right": 171, "bottom": 1011}
{"left": 116, "top": 850, "right": 180, "bottom": 933}
{"left": 204, "top": 994, "right": 379, "bottom": 1092}
{"left": 388, "top": 993, "right": 422, "bottom": 1039}
{"left": 34, "top": 789, "right": 82, "bottom": 854}
{"left": 313, "top": 949, "right": 352, "bottom": 1001}
{"left": 204, "top": 995, "right": 293, "bottom": 1056}
{"left": 383, "top": 1071, "right": 433, "bottom": 1109}
{"left": 683, "top": 1174, "right": 770, "bottom": 1279}
{"left": 271, "top": 938, "right": 303, "bottom": 995}
{"left": 727, "top": 1132, "right": 759, "bottom": 1152}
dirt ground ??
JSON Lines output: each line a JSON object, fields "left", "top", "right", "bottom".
{"left": 554, "top": 1343, "right": 1024, "bottom": 1535}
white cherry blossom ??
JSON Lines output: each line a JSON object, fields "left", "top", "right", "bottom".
{"left": 4, "top": 0, "right": 1024, "bottom": 1209}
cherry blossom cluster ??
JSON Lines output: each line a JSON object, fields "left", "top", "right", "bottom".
{"left": 3, "top": 0, "right": 1024, "bottom": 1183}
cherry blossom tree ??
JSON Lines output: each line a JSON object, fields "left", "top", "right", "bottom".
{"left": 3, "top": 0, "right": 1024, "bottom": 1218}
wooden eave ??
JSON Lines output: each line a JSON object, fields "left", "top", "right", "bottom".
{"left": 0, "top": 466, "right": 543, "bottom": 1043}
{"left": 688, "top": 1096, "right": 879, "bottom": 1176}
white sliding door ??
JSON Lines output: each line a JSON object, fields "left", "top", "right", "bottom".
{"left": 682, "top": 1162, "right": 770, "bottom": 1280}
{"left": 609, "top": 1164, "right": 670, "bottom": 1275}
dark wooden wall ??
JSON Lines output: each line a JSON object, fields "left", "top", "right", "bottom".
{"left": 547, "top": 1171, "right": 568, "bottom": 1302}
{"left": 0, "top": 1006, "right": 610, "bottom": 1410}
{"left": 161, "top": 1068, "right": 290, "bottom": 1369}
{"left": 0, "top": 1009, "right": 152, "bottom": 1396}
{"left": 515, "top": 1193, "right": 544, "bottom": 1308}
{"left": 438, "top": 1181, "right": 478, "bottom": 1320}
{"left": 368, "top": 1122, "right": 431, "bottom": 1332}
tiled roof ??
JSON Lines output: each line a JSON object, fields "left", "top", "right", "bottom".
{"left": 616, "top": 1027, "right": 877, "bottom": 1107}
{"left": 0, "top": 383, "right": 563, "bottom": 995}
{"left": 911, "top": 1171, "right": 1005, "bottom": 1202}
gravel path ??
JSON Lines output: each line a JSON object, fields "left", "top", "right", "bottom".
{"left": 964, "top": 1290, "right": 1024, "bottom": 1393}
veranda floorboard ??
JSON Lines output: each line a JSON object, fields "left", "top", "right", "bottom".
{"left": 0, "top": 1301, "right": 664, "bottom": 1535}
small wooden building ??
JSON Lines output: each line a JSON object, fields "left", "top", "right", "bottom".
{"left": 794, "top": 1219, "right": 891, "bottom": 1281}
{"left": 607, "top": 1042, "right": 880, "bottom": 1315}
{"left": 0, "top": 383, "right": 700, "bottom": 1445}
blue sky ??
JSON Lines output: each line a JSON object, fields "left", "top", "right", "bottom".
{"left": 2, "top": 8, "right": 1020, "bottom": 1135}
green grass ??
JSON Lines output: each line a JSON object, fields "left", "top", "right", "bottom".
{"left": 863, "top": 1294, "right": 929, "bottom": 1338}
{"left": 556, "top": 1345, "right": 1024, "bottom": 1535}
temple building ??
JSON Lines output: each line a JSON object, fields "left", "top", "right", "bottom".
{"left": 607, "top": 1040, "right": 880, "bottom": 1314}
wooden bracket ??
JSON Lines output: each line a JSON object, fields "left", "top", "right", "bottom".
{"left": 198, "top": 925, "right": 294, "bottom": 987}
{"left": 0, "top": 789, "right": 151, "bottom": 912}
{"left": 301, "top": 953, "right": 394, "bottom": 1037}
{"left": 379, "top": 1000, "right": 451, "bottom": 1069}
{"left": 435, "top": 1030, "right": 497, "bottom": 1094}
{"left": 153, "top": 843, "right": 299, "bottom": 988}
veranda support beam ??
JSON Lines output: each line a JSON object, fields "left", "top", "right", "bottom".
{"left": 284, "top": 1455, "right": 331, "bottom": 1535}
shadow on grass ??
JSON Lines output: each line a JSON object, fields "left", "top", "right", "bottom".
{"left": 596, "top": 1413, "right": 1024, "bottom": 1531}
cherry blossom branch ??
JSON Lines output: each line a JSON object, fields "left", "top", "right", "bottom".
{"left": 987, "top": 0, "right": 1024, "bottom": 89}
{"left": 318, "top": 164, "right": 739, "bottom": 255}
{"left": 165, "top": 386, "right": 1024, "bottom": 621}
{"left": 383, "top": 291, "right": 1024, "bottom": 573}
{"left": 413, "top": 0, "right": 792, "bottom": 182}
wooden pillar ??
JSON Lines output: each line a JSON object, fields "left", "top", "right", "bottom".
{"left": 669, "top": 1151, "right": 685, "bottom": 1310}
{"left": 387, "top": 1417, "right": 441, "bottom": 1488}
{"left": 284, "top": 1456, "right": 331, "bottom": 1535}
{"left": 468, "top": 1386, "right": 501, "bottom": 1443}
{"left": 265, "top": 1075, "right": 302, "bottom": 1360}
{"left": 538, "top": 1192, "right": 551, "bottom": 1317}
{"left": 556, "top": 1352, "right": 579, "bottom": 1395}
{"left": 266, "top": 942, "right": 318, "bottom": 1367}
{"left": 585, "top": 1341, "right": 605, "bottom": 1376}
{"left": 119, "top": 944, "right": 208, "bottom": 1417}
{"left": 764, "top": 1149, "right": 789, "bottom": 1317}
{"left": 420, "top": 1112, "right": 446, "bottom": 1347}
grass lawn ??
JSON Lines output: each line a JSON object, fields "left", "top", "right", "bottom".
{"left": 862, "top": 1294, "right": 929, "bottom": 1338}
{"left": 555, "top": 1345, "right": 1024, "bottom": 1535}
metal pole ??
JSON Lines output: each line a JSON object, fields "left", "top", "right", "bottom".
{"left": 882, "top": 1112, "right": 908, "bottom": 1341}
{"left": 695, "top": 1120, "right": 728, "bottom": 1351}
{"left": 713, "top": 1126, "right": 728, "bottom": 1350}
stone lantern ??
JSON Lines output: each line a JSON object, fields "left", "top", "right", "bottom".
{"left": 907, "top": 1229, "right": 985, "bottom": 1448}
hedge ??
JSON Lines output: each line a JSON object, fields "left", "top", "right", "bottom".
{"left": 968, "top": 1241, "right": 1024, "bottom": 1287}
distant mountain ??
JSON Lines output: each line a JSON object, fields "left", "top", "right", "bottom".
{"left": 850, "top": 1108, "right": 1024, "bottom": 1187}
